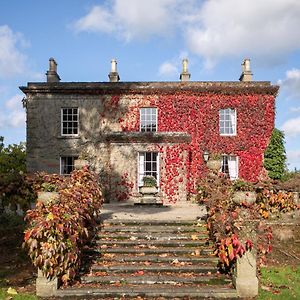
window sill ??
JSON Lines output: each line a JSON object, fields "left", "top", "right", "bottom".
{"left": 220, "top": 134, "right": 237, "bottom": 137}
{"left": 58, "top": 135, "right": 80, "bottom": 139}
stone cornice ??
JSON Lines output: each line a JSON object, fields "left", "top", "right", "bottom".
{"left": 20, "top": 81, "right": 279, "bottom": 96}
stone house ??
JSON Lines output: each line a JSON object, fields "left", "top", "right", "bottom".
{"left": 20, "top": 58, "right": 279, "bottom": 205}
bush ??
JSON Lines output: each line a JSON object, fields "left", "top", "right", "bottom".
{"left": 264, "top": 129, "right": 287, "bottom": 180}
{"left": 23, "top": 167, "right": 103, "bottom": 284}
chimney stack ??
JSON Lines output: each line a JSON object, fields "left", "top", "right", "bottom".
{"left": 239, "top": 58, "right": 253, "bottom": 82}
{"left": 180, "top": 58, "right": 191, "bottom": 81}
{"left": 108, "top": 59, "right": 120, "bottom": 82}
{"left": 46, "top": 58, "right": 61, "bottom": 83}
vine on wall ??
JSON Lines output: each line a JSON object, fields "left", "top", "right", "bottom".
{"left": 101, "top": 92, "right": 275, "bottom": 202}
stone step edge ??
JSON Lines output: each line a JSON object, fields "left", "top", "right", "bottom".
{"left": 55, "top": 286, "right": 237, "bottom": 299}
{"left": 95, "top": 240, "right": 210, "bottom": 246}
{"left": 93, "top": 255, "right": 218, "bottom": 263}
{"left": 81, "top": 274, "right": 231, "bottom": 284}
{"left": 91, "top": 265, "right": 218, "bottom": 273}
{"left": 96, "top": 233, "right": 209, "bottom": 239}
{"left": 89, "top": 247, "right": 214, "bottom": 255}
{"left": 100, "top": 219, "right": 206, "bottom": 225}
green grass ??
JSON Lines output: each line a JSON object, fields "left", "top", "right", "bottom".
{"left": 0, "top": 289, "right": 37, "bottom": 300}
{"left": 259, "top": 266, "right": 300, "bottom": 299}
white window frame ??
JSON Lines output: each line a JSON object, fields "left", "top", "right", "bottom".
{"left": 138, "top": 152, "right": 160, "bottom": 187}
{"left": 221, "top": 155, "right": 239, "bottom": 180}
{"left": 60, "top": 156, "right": 78, "bottom": 175}
{"left": 140, "top": 107, "right": 158, "bottom": 132}
{"left": 61, "top": 107, "right": 79, "bottom": 136}
{"left": 219, "top": 108, "right": 237, "bottom": 136}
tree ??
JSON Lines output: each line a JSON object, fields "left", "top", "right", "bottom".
{"left": 264, "top": 128, "right": 286, "bottom": 180}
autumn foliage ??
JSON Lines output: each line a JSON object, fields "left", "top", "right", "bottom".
{"left": 23, "top": 167, "right": 103, "bottom": 283}
{"left": 197, "top": 174, "right": 298, "bottom": 272}
{"left": 100, "top": 91, "right": 275, "bottom": 203}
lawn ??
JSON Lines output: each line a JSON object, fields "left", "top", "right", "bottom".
{"left": 259, "top": 266, "right": 300, "bottom": 299}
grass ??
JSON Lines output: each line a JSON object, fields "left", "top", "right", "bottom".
{"left": 0, "top": 289, "right": 37, "bottom": 300}
{"left": 259, "top": 266, "right": 300, "bottom": 299}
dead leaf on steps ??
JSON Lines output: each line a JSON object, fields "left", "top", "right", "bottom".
{"left": 159, "top": 253, "right": 168, "bottom": 257}
{"left": 191, "top": 234, "right": 198, "bottom": 240}
{"left": 193, "top": 249, "right": 201, "bottom": 256}
{"left": 130, "top": 236, "right": 137, "bottom": 241}
{"left": 171, "top": 259, "right": 180, "bottom": 265}
{"left": 144, "top": 261, "right": 151, "bottom": 266}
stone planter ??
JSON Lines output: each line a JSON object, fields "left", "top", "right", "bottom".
{"left": 233, "top": 191, "right": 256, "bottom": 205}
{"left": 139, "top": 186, "right": 158, "bottom": 195}
{"left": 37, "top": 192, "right": 59, "bottom": 205}
{"left": 74, "top": 159, "right": 89, "bottom": 170}
{"left": 207, "top": 160, "right": 222, "bottom": 172}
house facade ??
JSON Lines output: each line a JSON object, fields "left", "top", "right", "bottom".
{"left": 20, "top": 58, "right": 279, "bottom": 205}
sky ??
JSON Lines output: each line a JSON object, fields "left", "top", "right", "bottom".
{"left": 0, "top": 0, "right": 300, "bottom": 170}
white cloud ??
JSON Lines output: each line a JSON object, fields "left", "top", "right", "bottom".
{"left": 278, "top": 68, "right": 300, "bottom": 99}
{"left": 185, "top": 0, "right": 300, "bottom": 67}
{"left": 290, "top": 107, "right": 300, "bottom": 112}
{"left": 0, "top": 25, "right": 27, "bottom": 78}
{"left": 5, "top": 94, "right": 23, "bottom": 110}
{"left": 73, "top": 1, "right": 300, "bottom": 67}
{"left": 8, "top": 110, "right": 25, "bottom": 128}
{"left": 158, "top": 62, "right": 178, "bottom": 78}
{"left": 281, "top": 117, "right": 300, "bottom": 137}
{"left": 72, "top": 0, "right": 193, "bottom": 41}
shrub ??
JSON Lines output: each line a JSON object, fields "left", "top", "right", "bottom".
{"left": 23, "top": 167, "right": 103, "bottom": 284}
{"left": 142, "top": 176, "right": 157, "bottom": 187}
{"left": 264, "top": 128, "right": 287, "bottom": 180}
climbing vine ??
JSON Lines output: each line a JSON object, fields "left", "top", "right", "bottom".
{"left": 100, "top": 91, "right": 275, "bottom": 203}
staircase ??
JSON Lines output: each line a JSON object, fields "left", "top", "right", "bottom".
{"left": 56, "top": 219, "right": 238, "bottom": 299}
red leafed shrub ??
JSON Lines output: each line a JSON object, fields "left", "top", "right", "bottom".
{"left": 197, "top": 174, "right": 271, "bottom": 273}
{"left": 23, "top": 167, "right": 103, "bottom": 284}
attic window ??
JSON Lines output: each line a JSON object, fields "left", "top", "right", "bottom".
{"left": 61, "top": 108, "right": 79, "bottom": 136}
{"left": 140, "top": 108, "right": 157, "bottom": 132}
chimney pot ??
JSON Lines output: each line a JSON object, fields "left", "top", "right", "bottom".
{"left": 46, "top": 57, "right": 60, "bottom": 83}
{"left": 108, "top": 58, "right": 120, "bottom": 82}
{"left": 180, "top": 58, "right": 191, "bottom": 82}
{"left": 239, "top": 58, "right": 253, "bottom": 82}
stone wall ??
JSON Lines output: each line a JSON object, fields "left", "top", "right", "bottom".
{"left": 23, "top": 81, "right": 277, "bottom": 204}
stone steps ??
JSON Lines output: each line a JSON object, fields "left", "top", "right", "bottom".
{"left": 56, "top": 219, "right": 237, "bottom": 299}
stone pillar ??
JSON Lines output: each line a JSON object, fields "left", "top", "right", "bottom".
{"left": 293, "top": 192, "right": 299, "bottom": 205}
{"left": 232, "top": 220, "right": 258, "bottom": 298}
{"left": 36, "top": 269, "right": 58, "bottom": 297}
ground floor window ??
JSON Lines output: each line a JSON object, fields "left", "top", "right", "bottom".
{"left": 138, "top": 152, "right": 159, "bottom": 186}
{"left": 60, "top": 156, "right": 78, "bottom": 175}
{"left": 221, "top": 155, "right": 238, "bottom": 180}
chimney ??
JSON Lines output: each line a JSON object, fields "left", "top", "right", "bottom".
{"left": 46, "top": 58, "right": 61, "bottom": 83}
{"left": 180, "top": 58, "right": 191, "bottom": 81}
{"left": 239, "top": 58, "right": 253, "bottom": 82}
{"left": 108, "top": 59, "right": 120, "bottom": 82}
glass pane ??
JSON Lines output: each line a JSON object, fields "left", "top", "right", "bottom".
{"left": 146, "top": 152, "right": 151, "bottom": 161}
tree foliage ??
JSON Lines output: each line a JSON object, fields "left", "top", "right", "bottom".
{"left": 264, "top": 128, "right": 286, "bottom": 180}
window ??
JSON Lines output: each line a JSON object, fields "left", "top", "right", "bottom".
{"left": 221, "top": 155, "right": 238, "bottom": 180}
{"left": 219, "top": 108, "right": 236, "bottom": 135}
{"left": 61, "top": 108, "right": 79, "bottom": 136}
{"left": 138, "top": 152, "right": 159, "bottom": 186}
{"left": 60, "top": 156, "right": 78, "bottom": 175}
{"left": 140, "top": 108, "right": 157, "bottom": 132}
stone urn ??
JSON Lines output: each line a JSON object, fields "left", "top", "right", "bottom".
{"left": 233, "top": 191, "right": 257, "bottom": 205}
{"left": 37, "top": 191, "right": 59, "bottom": 205}
{"left": 207, "top": 159, "right": 222, "bottom": 172}
{"left": 139, "top": 186, "right": 158, "bottom": 195}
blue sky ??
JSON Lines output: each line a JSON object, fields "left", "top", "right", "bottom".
{"left": 1, "top": 0, "right": 300, "bottom": 170}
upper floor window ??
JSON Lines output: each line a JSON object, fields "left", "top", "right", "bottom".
{"left": 60, "top": 156, "right": 78, "bottom": 175}
{"left": 61, "top": 108, "right": 79, "bottom": 136}
{"left": 222, "top": 155, "right": 238, "bottom": 180}
{"left": 219, "top": 108, "right": 236, "bottom": 136}
{"left": 140, "top": 108, "right": 157, "bottom": 132}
